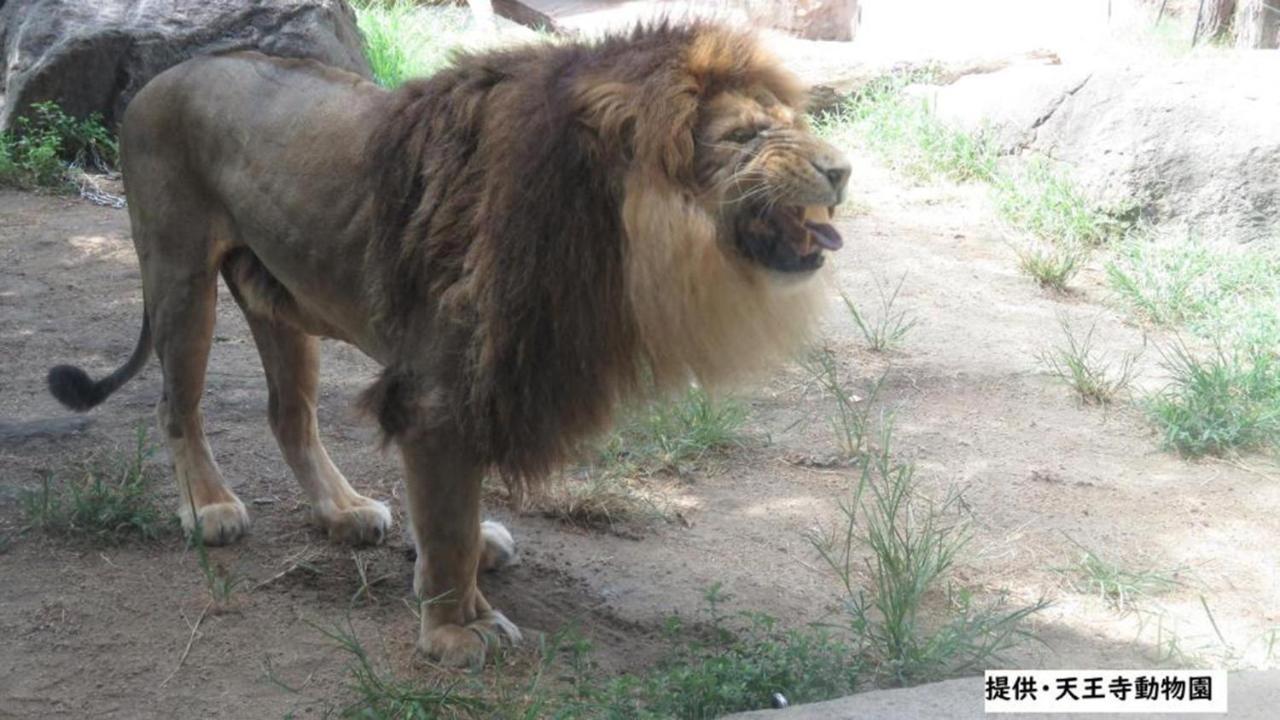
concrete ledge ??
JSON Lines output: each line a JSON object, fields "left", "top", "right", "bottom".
{"left": 725, "top": 671, "right": 1280, "bottom": 719}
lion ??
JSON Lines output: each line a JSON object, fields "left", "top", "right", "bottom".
{"left": 46, "top": 22, "right": 850, "bottom": 666}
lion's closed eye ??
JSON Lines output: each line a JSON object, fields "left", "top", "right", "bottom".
{"left": 723, "top": 126, "right": 764, "bottom": 144}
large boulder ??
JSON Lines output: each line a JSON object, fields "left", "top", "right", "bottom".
{"left": 907, "top": 62, "right": 1091, "bottom": 153}
{"left": 1030, "top": 54, "right": 1280, "bottom": 244}
{"left": 0, "top": 0, "right": 371, "bottom": 132}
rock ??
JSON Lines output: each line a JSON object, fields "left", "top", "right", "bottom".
{"left": 0, "top": 0, "right": 371, "bottom": 132}
{"left": 905, "top": 59, "right": 1086, "bottom": 152}
{"left": 1031, "top": 55, "right": 1280, "bottom": 244}
{"left": 745, "top": 0, "right": 861, "bottom": 42}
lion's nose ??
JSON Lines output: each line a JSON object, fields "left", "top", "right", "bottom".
{"left": 812, "top": 157, "right": 850, "bottom": 196}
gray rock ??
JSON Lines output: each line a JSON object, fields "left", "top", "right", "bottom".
{"left": 0, "top": 0, "right": 371, "bottom": 132}
{"left": 745, "top": 0, "right": 861, "bottom": 42}
{"left": 1031, "top": 55, "right": 1280, "bottom": 244}
{"left": 907, "top": 63, "right": 1092, "bottom": 153}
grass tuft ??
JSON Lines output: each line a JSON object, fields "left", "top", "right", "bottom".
{"left": 539, "top": 386, "right": 747, "bottom": 533}
{"left": 1149, "top": 340, "right": 1280, "bottom": 457}
{"left": 1106, "top": 231, "right": 1280, "bottom": 335}
{"left": 1014, "top": 241, "right": 1087, "bottom": 292}
{"left": 21, "top": 426, "right": 170, "bottom": 542}
{"left": 0, "top": 101, "right": 117, "bottom": 190}
{"left": 575, "top": 585, "right": 861, "bottom": 718}
{"left": 352, "top": 0, "right": 471, "bottom": 87}
{"left": 319, "top": 617, "right": 490, "bottom": 718}
{"left": 189, "top": 517, "right": 245, "bottom": 608}
{"left": 1055, "top": 537, "right": 1182, "bottom": 613}
{"left": 801, "top": 349, "right": 885, "bottom": 461}
{"left": 994, "top": 160, "right": 1126, "bottom": 249}
{"left": 807, "top": 422, "right": 1048, "bottom": 686}
{"left": 596, "top": 386, "right": 749, "bottom": 477}
{"left": 815, "top": 72, "right": 997, "bottom": 183}
{"left": 840, "top": 277, "right": 919, "bottom": 352}
{"left": 1037, "top": 318, "right": 1142, "bottom": 405}
{"left": 540, "top": 473, "right": 671, "bottom": 532}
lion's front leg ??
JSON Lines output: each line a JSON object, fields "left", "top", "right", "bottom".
{"left": 398, "top": 430, "right": 521, "bottom": 666}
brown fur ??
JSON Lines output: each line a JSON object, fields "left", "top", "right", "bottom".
{"left": 46, "top": 22, "right": 848, "bottom": 666}
{"left": 361, "top": 23, "right": 832, "bottom": 489}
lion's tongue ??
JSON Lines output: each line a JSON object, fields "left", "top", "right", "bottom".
{"left": 805, "top": 221, "right": 844, "bottom": 251}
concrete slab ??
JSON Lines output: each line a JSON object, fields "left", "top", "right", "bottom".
{"left": 724, "top": 671, "right": 1280, "bottom": 719}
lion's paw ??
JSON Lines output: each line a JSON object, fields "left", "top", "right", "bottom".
{"left": 321, "top": 497, "right": 392, "bottom": 546}
{"left": 479, "top": 520, "right": 519, "bottom": 572}
{"left": 181, "top": 499, "right": 250, "bottom": 546}
{"left": 420, "top": 611, "right": 522, "bottom": 667}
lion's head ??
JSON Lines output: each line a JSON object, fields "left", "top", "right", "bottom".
{"left": 572, "top": 25, "right": 851, "bottom": 391}
{"left": 366, "top": 23, "right": 850, "bottom": 482}
{"left": 694, "top": 77, "right": 849, "bottom": 276}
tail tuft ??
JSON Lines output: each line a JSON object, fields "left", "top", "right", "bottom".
{"left": 48, "top": 365, "right": 106, "bottom": 412}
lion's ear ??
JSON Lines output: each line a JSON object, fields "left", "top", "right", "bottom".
{"left": 572, "top": 72, "right": 699, "bottom": 181}
{"left": 573, "top": 80, "right": 640, "bottom": 161}
{"left": 635, "top": 83, "right": 699, "bottom": 183}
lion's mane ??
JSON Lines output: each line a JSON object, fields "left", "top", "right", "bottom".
{"left": 359, "top": 23, "right": 827, "bottom": 487}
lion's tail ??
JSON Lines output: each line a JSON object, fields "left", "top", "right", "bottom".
{"left": 47, "top": 312, "right": 152, "bottom": 412}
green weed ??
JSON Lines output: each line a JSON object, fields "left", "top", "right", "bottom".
{"left": 994, "top": 160, "right": 1126, "bottom": 248}
{"left": 353, "top": 0, "right": 472, "bottom": 87}
{"left": 1148, "top": 340, "right": 1280, "bottom": 457}
{"left": 1106, "top": 232, "right": 1280, "bottom": 335}
{"left": 574, "top": 586, "right": 861, "bottom": 718}
{"left": 0, "top": 101, "right": 117, "bottom": 190}
{"left": 319, "top": 617, "right": 490, "bottom": 718}
{"left": 808, "top": 423, "right": 1047, "bottom": 686}
{"left": 814, "top": 71, "right": 997, "bottom": 183}
{"left": 20, "top": 427, "right": 169, "bottom": 542}
{"left": 189, "top": 515, "right": 245, "bottom": 607}
{"left": 1055, "top": 537, "right": 1181, "bottom": 612}
{"left": 1015, "top": 241, "right": 1088, "bottom": 292}
{"left": 543, "top": 387, "right": 746, "bottom": 532}
{"left": 841, "top": 277, "right": 919, "bottom": 352}
{"left": 1037, "top": 318, "right": 1142, "bottom": 405}
{"left": 801, "top": 349, "right": 885, "bottom": 460}
{"left": 597, "top": 386, "right": 749, "bottom": 476}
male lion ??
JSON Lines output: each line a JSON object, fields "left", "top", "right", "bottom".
{"left": 47, "top": 23, "right": 849, "bottom": 666}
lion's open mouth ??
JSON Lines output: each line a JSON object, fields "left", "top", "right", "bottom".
{"left": 734, "top": 205, "right": 844, "bottom": 274}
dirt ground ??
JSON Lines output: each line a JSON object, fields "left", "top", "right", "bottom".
{"left": 2, "top": 153, "right": 1278, "bottom": 718}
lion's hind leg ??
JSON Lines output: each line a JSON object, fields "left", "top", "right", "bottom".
{"left": 224, "top": 262, "right": 392, "bottom": 545}
{"left": 144, "top": 249, "right": 250, "bottom": 545}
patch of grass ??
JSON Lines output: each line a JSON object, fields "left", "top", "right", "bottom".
{"left": 840, "top": 277, "right": 919, "bottom": 352}
{"left": 540, "top": 473, "right": 671, "bottom": 532}
{"left": 1014, "top": 240, "right": 1088, "bottom": 292}
{"left": 0, "top": 101, "right": 118, "bottom": 190}
{"left": 1148, "top": 340, "right": 1280, "bottom": 457}
{"left": 994, "top": 160, "right": 1126, "bottom": 248}
{"left": 808, "top": 423, "right": 1047, "bottom": 686}
{"left": 350, "top": 550, "right": 396, "bottom": 606}
{"left": 353, "top": 0, "right": 472, "bottom": 87}
{"left": 1055, "top": 537, "right": 1181, "bottom": 612}
{"left": 575, "top": 586, "right": 861, "bottom": 718}
{"left": 801, "top": 348, "right": 885, "bottom": 460}
{"left": 814, "top": 71, "right": 997, "bottom": 183}
{"left": 541, "top": 387, "right": 746, "bottom": 533}
{"left": 597, "top": 386, "right": 749, "bottom": 476}
{"left": 319, "top": 617, "right": 491, "bottom": 718}
{"left": 189, "top": 517, "right": 245, "bottom": 607}
{"left": 20, "top": 426, "right": 170, "bottom": 542}
{"left": 1037, "top": 317, "right": 1142, "bottom": 405}
{"left": 1106, "top": 231, "right": 1280, "bottom": 335}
